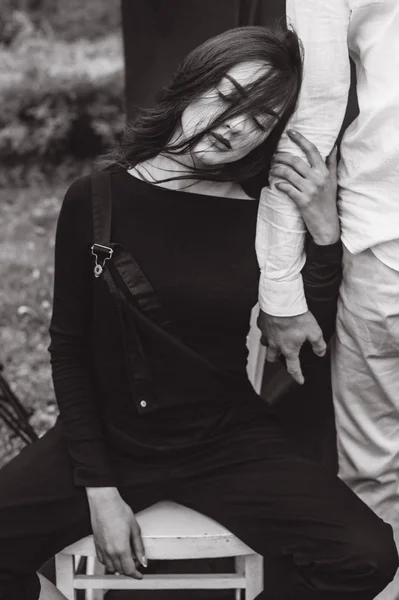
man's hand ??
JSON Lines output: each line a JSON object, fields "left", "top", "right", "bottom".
{"left": 257, "top": 309, "right": 326, "bottom": 385}
{"left": 86, "top": 487, "right": 146, "bottom": 578}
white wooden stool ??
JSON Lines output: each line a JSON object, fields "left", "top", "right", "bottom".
{"left": 55, "top": 500, "right": 263, "bottom": 600}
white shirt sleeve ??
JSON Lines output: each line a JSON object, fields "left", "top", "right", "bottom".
{"left": 256, "top": 0, "right": 351, "bottom": 316}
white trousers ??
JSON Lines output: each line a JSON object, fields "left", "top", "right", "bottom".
{"left": 332, "top": 246, "right": 399, "bottom": 600}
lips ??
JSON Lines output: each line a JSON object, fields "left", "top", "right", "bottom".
{"left": 210, "top": 131, "right": 232, "bottom": 150}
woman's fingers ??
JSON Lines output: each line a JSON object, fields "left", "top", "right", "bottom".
{"left": 119, "top": 550, "right": 143, "bottom": 579}
{"left": 273, "top": 135, "right": 340, "bottom": 244}
{"left": 101, "top": 546, "right": 143, "bottom": 579}
{"left": 131, "top": 519, "right": 147, "bottom": 569}
{"left": 96, "top": 547, "right": 104, "bottom": 566}
{"left": 271, "top": 165, "right": 308, "bottom": 192}
{"left": 95, "top": 536, "right": 143, "bottom": 578}
{"left": 94, "top": 543, "right": 112, "bottom": 572}
{"left": 97, "top": 548, "right": 118, "bottom": 575}
{"left": 273, "top": 152, "right": 312, "bottom": 179}
{"left": 275, "top": 181, "right": 306, "bottom": 206}
{"left": 103, "top": 552, "right": 117, "bottom": 573}
{"left": 287, "top": 130, "right": 325, "bottom": 169}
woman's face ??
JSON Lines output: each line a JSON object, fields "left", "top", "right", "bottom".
{"left": 179, "top": 61, "right": 279, "bottom": 166}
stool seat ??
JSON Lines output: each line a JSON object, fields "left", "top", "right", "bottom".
{"left": 62, "top": 501, "right": 255, "bottom": 560}
{"left": 56, "top": 501, "right": 263, "bottom": 600}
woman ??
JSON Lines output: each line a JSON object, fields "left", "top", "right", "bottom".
{"left": 0, "top": 25, "right": 397, "bottom": 600}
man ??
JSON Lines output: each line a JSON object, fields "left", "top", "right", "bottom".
{"left": 257, "top": 1, "right": 399, "bottom": 598}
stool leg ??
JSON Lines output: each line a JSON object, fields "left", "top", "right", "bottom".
{"left": 235, "top": 557, "right": 245, "bottom": 600}
{"left": 243, "top": 554, "right": 263, "bottom": 600}
{"left": 86, "top": 557, "right": 106, "bottom": 600}
{"left": 55, "top": 554, "right": 75, "bottom": 600}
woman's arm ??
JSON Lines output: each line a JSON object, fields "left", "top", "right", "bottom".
{"left": 49, "top": 176, "right": 115, "bottom": 487}
{"left": 300, "top": 235, "right": 342, "bottom": 371}
{"left": 49, "top": 177, "right": 147, "bottom": 576}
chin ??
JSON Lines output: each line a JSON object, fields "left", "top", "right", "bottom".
{"left": 195, "top": 147, "right": 241, "bottom": 167}
{"left": 199, "top": 154, "right": 227, "bottom": 166}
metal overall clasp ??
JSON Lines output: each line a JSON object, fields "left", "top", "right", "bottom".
{"left": 91, "top": 243, "right": 113, "bottom": 278}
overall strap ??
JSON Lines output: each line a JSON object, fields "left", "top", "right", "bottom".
{"left": 90, "top": 171, "right": 156, "bottom": 411}
{"left": 91, "top": 172, "right": 113, "bottom": 277}
{"left": 90, "top": 171, "right": 174, "bottom": 331}
{"left": 91, "top": 171, "right": 112, "bottom": 245}
{"left": 108, "top": 247, "right": 174, "bottom": 331}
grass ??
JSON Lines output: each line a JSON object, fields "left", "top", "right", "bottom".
{"left": 0, "top": 172, "right": 83, "bottom": 465}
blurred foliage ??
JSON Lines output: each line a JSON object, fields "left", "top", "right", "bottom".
{"left": 0, "top": 1, "right": 123, "bottom": 460}
{"left": 0, "top": 0, "right": 124, "bottom": 184}
{"left": 0, "top": 32, "right": 125, "bottom": 184}
{"left": 0, "top": 0, "right": 121, "bottom": 44}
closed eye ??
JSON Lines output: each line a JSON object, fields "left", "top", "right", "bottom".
{"left": 217, "top": 90, "right": 233, "bottom": 102}
{"left": 217, "top": 87, "right": 275, "bottom": 133}
{"left": 252, "top": 116, "right": 267, "bottom": 132}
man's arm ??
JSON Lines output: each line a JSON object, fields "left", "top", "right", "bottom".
{"left": 256, "top": 0, "right": 351, "bottom": 382}
{"left": 258, "top": 0, "right": 351, "bottom": 315}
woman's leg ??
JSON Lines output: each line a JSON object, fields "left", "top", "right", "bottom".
{"left": 0, "top": 424, "right": 94, "bottom": 600}
{"left": 172, "top": 405, "right": 398, "bottom": 600}
{"left": 37, "top": 575, "right": 69, "bottom": 600}
{"left": 0, "top": 423, "right": 163, "bottom": 600}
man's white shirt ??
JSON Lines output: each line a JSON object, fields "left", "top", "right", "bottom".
{"left": 257, "top": 0, "right": 399, "bottom": 316}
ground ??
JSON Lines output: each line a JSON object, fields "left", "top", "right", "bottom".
{"left": 0, "top": 176, "right": 78, "bottom": 465}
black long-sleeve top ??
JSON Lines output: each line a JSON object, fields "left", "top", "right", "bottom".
{"left": 48, "top": 169, "right": 342, "bottom": 487}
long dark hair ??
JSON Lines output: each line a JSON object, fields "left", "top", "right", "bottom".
{"left": 107, "top": 24, "right": 303, "bottom": 193}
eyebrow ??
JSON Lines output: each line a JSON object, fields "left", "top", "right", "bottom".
{"left": 223, "top": 73, "right": 280, "bottom": 119}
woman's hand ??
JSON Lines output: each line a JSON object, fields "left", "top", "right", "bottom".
{"left": 270, "top": 130, "right": 340, "bottom": 245}
{"left": 86, "top": 487, "right": 146, "bottom": 578}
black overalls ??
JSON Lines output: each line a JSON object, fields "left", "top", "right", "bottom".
{"left": 0, "top": 170, "right": 396, "bottom": 600}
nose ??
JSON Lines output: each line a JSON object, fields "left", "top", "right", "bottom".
{"left": 225, "top": 114, "right": 246, "bottom": 134}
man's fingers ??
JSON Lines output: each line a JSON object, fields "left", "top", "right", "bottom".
{"left": 307, "top": 324, "right": 327, "bottom": 357}
{"left": 285, "top": 355, "right": 304, "bottom": 385}
{"left": 309, "top": 336, "right": 327, "bottom": 357}
{"left": 266, "top": 346, "right": 280, "bottom": 362}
